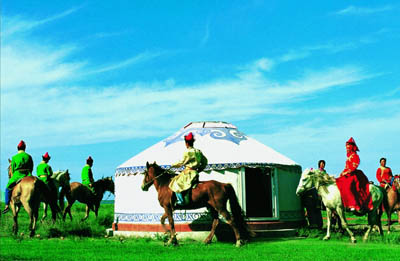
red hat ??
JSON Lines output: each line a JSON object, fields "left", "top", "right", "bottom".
{"left": 42, "top": 152, "right": 51, "bottom": 160}
{"left": 17, "top": 140, "right": 26, "bottom": 150}
{"left": 184, "top": 132, "right": 195, "bottom": 142}
{"left": 86, "top": 156, "right": 93, "bottom": 163}
{"left": 346, "top": 137, "right": 359, "bottom": 151}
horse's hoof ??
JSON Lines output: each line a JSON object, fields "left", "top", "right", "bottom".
{"left": 351, "top": 238, "right": 357, "bottom": 244}
{"left": 235, "top": 240, "right": 244, "bottom": 247}
{"left": 323, "top": 236, "right": 330, "bottom": 241}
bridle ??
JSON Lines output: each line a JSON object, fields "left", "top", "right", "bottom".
{"left": 142, "top": 167, "right": 170, "bottom": 188}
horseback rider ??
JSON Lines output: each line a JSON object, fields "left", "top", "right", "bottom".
{"left": 336, "top": 137, "right": 373, "bottom": 213}
{"left": 169, "top": 132, "right": 208, "bottom": 206}
{"left": 3, "top": 140, "right": 34, "bottom": 214}
{"left": 37, "top": 152, "right": 57, "bottom": 194}
{"left": 376, "top": 157, "right": 393, "bottom": 190}
{"left": 82, "top": 156, "right": 95, "bottom": 194}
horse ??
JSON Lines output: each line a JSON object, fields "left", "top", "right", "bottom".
{"left": 385, "top": 175, "right": 400, "bottom": 232}
{"left": 7, "top": 162, "right": 60, "bottom": 237}
{"left": 141, "top": 162, "right": 253, "bottom": 247}
{"left": 296, "top": 169, "right": 385, "bottom": 243}
{"left": 40, "top": 170, "right": 70, "bottom": 221}
{"left": 60, "top": 177, "right": 114, "bottom": 221}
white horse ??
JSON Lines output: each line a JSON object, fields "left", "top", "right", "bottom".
{"left": 296, "top": 169, "right": 384, "bottom": 243}
{"left": 41, "top": 170, "right": 70, "bottom": 221}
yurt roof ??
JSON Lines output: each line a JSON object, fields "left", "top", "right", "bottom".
{"left": 116, "top": 121, "right": 298, "bottom": 175}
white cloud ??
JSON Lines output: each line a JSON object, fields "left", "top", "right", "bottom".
{"left": 2, "top": 6, "right": 84, "bottom": 37}
{"left": 335, "top": 5, "right": 394, "bottom": 16}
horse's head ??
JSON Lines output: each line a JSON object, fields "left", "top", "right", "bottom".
{"left": 60, "top": 170, "right": 71, "bottom": 189}
{"left": 142, "top": 161, "right": 165, "bottom": 191}
{"left": 8, "top": 158, "right": 12, "bottom": 178}
{"left": 393, "top": 175, "right": 400, "bottom": 190}
{"left": 296, "top": 169, "right": 316, "bottom": 196}
{"left": 103, "top": 177, "right": 115, "bottom": 194}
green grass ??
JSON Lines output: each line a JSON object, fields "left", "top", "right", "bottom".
{"left": 1, "top": 203, "right": 400, "bottom": 260}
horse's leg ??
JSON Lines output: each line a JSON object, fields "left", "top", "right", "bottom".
{"left": 204, "top": 208, "right": 219, "bottom": 244}
{"left": 386, "top": 208, "right": 392, "bottom": 233}
{"left": 323, "top": 208, "right": 332, "bottom": 240}
{"left": 218, "top": 208, "right": 242, "bottom": 247}
{"left": 63, "top": 198, "right": 75, "bottom": 221}
{"left": 21, "top": 200, "right": 36, "bottom": 237}
{"left": 94, "top": 202, "right": 100, "bottom": 218}
{"left": 336, "top": 207, "right": 356, "bottom": 243}
{"left": 11, "top": 202, "right": 18, "bottom": 235}
{"left": 160, "top": 213, "right": 169, "bottom": 234}
{"left": 31, "top": 202, "right": 40, "bottom": 238}
{"left": 164, "top": 207, "right": 177, "bottom": 246}
{"left": 397, "top": 210, "right": 400, "bottom": 224}
{"left": 82, "top": 205, "right": 91, "bottom": 221}
{"left": 41, "top": 202, "right": 48, "bottom": 222}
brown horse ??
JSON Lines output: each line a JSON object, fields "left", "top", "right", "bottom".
{"left": 141, "top": 162, "right": 252, "bottom": 247}
{"left": 7, "top": 163, "right": 60, "bottom": 237}
{"left": 60, "top": 177, "right": 114, "bottom": 221}
{"left": 386, "top": 175, "right": 400, "bottom": 232}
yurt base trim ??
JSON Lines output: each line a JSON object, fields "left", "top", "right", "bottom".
{"left": 112, "top": 220, "right": 304, "bottom": 233}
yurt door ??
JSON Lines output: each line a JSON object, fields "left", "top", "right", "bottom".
{"left": 244, "top": 167, "right": 274, "bottom": 218}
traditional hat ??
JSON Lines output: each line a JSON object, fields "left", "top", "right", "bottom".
{"left": 346, "top": 137, "right": 359, "bottom": 151}
{"left": 86, "top": 156, "right": 94, "bottom": 164}
{"left": 17, "top": 140, "right": 26, "bottom": 150}
{"left": 184, "top": 132, "right": 195, "bottom": 142}
{"left": 42, "top": 152, "right": 51, "bottom": 160}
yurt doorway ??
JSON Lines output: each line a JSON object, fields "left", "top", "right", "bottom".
{"left": 244, "top": 167, "right": 273, "bottom": 218}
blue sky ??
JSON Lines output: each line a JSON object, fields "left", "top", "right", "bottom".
{"left": 1, "top": 1, "right": 400, "bottom": 194}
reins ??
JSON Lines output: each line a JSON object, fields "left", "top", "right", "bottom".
{"left": 143, "top": 168, "right": 171, "bottom": 188}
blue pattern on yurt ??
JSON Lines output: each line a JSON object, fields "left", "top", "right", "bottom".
{"left": 114, "top": 162, "right": 270, "bottom": 176}
{"left": 163, "top": 127, "right": 247, "bottom": 147}
{"left": 114, "top": 212, "right": 212, "bottom": 223}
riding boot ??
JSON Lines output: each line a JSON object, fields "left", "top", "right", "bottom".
{"left": 176, "top": 192, "right": 184, "bottom": 206}
{"left": 2, "top": 188, "right": 12, "bottom": 214}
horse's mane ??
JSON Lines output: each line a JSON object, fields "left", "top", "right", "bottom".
{"left": 51, "top": 170, "right": 67, "bottom": 180}
{"left": 309, "top": 169, "right": 336, "bottom": 190}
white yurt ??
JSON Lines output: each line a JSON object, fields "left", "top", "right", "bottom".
{"left": 113, "top": 121, "right": 304, "bottom": 237}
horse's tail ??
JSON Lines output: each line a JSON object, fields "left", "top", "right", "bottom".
{"left": 36, "top": 178, "right": 61, "bottom": 215}
{"left": 59, "top": 187, "right": 65, "bottom": 211}
{"left": 225, "top": 183, "right": 255, "bottom": 239}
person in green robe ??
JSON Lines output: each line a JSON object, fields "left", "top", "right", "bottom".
{"left": 169, "top": 132, "right": 208, "bottom": 205}
{"left": 82, "top": 156, "right": 95, "bottom": 193}
{"left": 37, "top": 152, "right": 53, "bottom": 185}
{"left": 3, "top": 140, "right": 34, "bottom": 214}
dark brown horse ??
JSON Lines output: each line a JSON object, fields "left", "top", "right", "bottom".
{"left": 7, "top": 162, "right": 60, "bottom": 237}
{"left": 386, "top": 175, "right": 400, "bottom": 232}
{"left": 60, "top": 177, "right": 114, "bottom": 221}
{"left": 141, "top": 162, "right": 253, "bottom": 247}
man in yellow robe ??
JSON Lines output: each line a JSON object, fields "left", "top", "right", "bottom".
{"left": 169, "top": 132, "right": 207, "bottom": 205}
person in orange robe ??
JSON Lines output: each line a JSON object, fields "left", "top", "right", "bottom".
{"left": 336, "top": 137, "right": 373, "bottom": 213}
{"left": 376, "top": 157, "right": 393, "bottom": 189}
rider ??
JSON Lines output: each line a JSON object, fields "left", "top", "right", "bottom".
{"left": 3, "top": 140, "right": 34, "bottom": 214}
{"left": 82, "top": 156, "right": 95, "bottom": 194}
{"left": 318, "top": 160, "right": 326, "bottom": 173}
{"left": 169, "top": 132, "right": 208, "bottom": 206}
{"left": 336, "top": 137, "right": 372, "bottom": 213}
{"left": 37, "top": 152, "right": 54, "bottom": 185}
{"left": 376, "top": 157, "right": 393, "bottom": 190}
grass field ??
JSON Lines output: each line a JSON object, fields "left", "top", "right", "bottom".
{"left": 1, "top": 202, "right": 400, "bottom": 261}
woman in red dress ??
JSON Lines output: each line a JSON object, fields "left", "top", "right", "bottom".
{"left": 376, "top": 157, "right": 393, "bottom": 189}
{"left": 336, "top": 137, "right": 373, "bottom": 213}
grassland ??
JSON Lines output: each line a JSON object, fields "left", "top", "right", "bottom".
{"left": 1, "top": 202, "right": 400, "bottom": 261}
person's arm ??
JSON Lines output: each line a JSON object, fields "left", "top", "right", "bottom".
{"left": 89, "top": 168, "right": 94, "bottom": 184}
{"left": 171, "top": 152, "right": 190, "bottom": 168}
